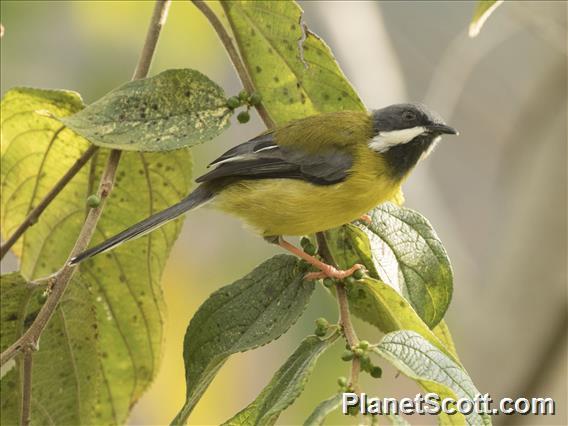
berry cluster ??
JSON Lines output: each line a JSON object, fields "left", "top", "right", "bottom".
{"left": 226, "top": 90, "right": 262, "bottom": 124}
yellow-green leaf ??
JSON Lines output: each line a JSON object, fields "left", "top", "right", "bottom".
{"left": 1, "top": 88, "right": 90, "bottom": 272}
{"left": 223, "top": 0, "right": 365, "bottom": 125}
{"left": 1, "top": 88, "right": 194, "bottom": 424}
{"left": 62, "top": 69, "right": 232, "bottom": 151}
{"left": 0, "top": 272, "right": 99, "bottom": 426}
{"left": 469, "top": 1, "right": 504, "bottom": 38}
{"left": 345, "top": 277, "right": 458, "bottom": 363}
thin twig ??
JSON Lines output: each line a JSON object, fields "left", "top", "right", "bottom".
{"left": 316, "top": 233, "right": 361, "bottom": 389}
{"left": 0, "top": 145, "right": 98, "bottom": 261}
{"left": 191, "top": 0, "right": 275, "bottom": 128}
{"left": 20, "top": 348, "right": 33, "bottom": 426}
{"left": 1, "top": 0, "right": 171, "bottom": 370}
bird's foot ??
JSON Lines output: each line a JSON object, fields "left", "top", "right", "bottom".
{"left": 274, "top": 236, "right": 365, "bottom": 281}
{"left": 359, "top": 214, "right": 372, "bottom": 225}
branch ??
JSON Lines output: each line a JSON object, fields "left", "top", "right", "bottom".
{"left": 20, "top": 348, "right": 33, "bottom": 426}
{"left": 191, "top": 0, "right": 275, "bottom": 129}
{"left": 1, "top": 0, "right": 171, "bottom": 369}
{"left": 316, "top": 233, "right": 361, "bottom": 390}
{"left": 0, "top": 145, "right": 98, "bottom": 261}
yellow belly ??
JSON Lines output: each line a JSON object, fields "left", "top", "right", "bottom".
{"left": 212, "top": 148, "right": 402, "bottom": 236}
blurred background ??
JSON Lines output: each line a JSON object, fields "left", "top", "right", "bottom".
{"left": 1, "top": 1, "right": 566, "bottom": 425}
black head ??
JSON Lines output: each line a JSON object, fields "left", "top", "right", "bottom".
{"left": 370, "top": 103, "right": 458, "bottom": 179}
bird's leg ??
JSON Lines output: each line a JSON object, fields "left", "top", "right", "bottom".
{"left": 359, "top": 214, "right": 372, "bottom": 224}
{"left": 273, "top": 236, "right": 363, "bottom": 280}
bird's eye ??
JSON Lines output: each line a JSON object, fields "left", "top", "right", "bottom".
{"left": 402, "top": 111, "right": 416, "bottom": 121}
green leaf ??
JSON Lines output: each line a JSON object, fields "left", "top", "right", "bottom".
{"left": 303, "top": 394, "right": 342, "bottom": 426}
{"left": 172, "top": 255, "right": 315, "bottom": 424}
{"left": 0, "top": 272, "right": 99, "bottom": 426}
{"left": 62, "top": 69, "right": 231, "bottom": 151}
{"left": 469, "top": 1, "right": 503, "bottom": 37}
{"left": 223, "top": 334, "right": 338, "bottom": 426}
{"left": 1, "top": 88, "right": 91, "bottom": 271}
{"left": 78, "top": 147, "right": 192, "bottom": 424}
{"left": 358, "top": 203, "right": 453, "bottom": 329}
{"left": 344, "top": 277, "right": 457, "bottom": 363}
{"left": 433, "top": 320, "right": 460, "bottom": 363}
{"left": 223, "top": 0, "right": 365, "bottom": 124}
{"left": 1, "top": 88, "right": 194, "bottom": 424}
{"left": 373, "top": 331, "right": 491, "bottom": 426}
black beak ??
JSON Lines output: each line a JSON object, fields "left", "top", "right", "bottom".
{"left": 427, "top": 123, "right": 459, "bottom": 135}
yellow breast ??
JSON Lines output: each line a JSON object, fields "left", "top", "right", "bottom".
{"left": 212, "top": 145, "right": 402, "bottom": 237}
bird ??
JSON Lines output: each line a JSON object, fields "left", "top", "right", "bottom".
{"left": 70, "top": 103, "right": 458, "bottom": 279}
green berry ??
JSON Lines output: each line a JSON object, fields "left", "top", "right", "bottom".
{"left": 315, "top": 317, "right": 329, "bottom": 329}
{"left": 323, "top": 278, "right": 334, "bottom": 288}
{"left": 358, "top": 340, "right": 369, "bottom": 350}
{"left": 303, "top": 243, "right": 316, "bottom": 256}
{"left": 238, "top": 90, "right": 249, "bottom": 101}
{"left": 226, "top": 96, "right": 240, "bottom": 109}
{"left": 314, "top": 327, "right": 327, "bottom": 337}
{"left": 337, "top": 376, "right": 348, "bottom": 387}
{"left": 237, "top": 111, "right": 250, "bottom": 123}
{"left": 370, "top": 366, "right": 382, "bottom": 378}
{"left": 353, "top": 268, "right": 365, "bottom": 280}
{"left": 341, "top": 350, "right": 354, "bottom": 361}
{"left": 344, "top": 276, "right": 356, "bottom": 286}
{"left": 353, "top": 348, "right": 364, "bottom": 358}
{"left": 249, "top": 92, "right": 262, "bottom": 106}
{"left": 86, "top": 194, "right": 101, "bottom": 208}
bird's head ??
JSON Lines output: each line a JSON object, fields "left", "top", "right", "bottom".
{"left": 369, "top": 103, "right": 458, "bottom": 178}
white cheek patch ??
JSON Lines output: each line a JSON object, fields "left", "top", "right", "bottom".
{"left": 369, "top": 126, "right": 426, "bottom": 153}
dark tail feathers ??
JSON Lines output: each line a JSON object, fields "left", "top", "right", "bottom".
{"left": 69, "top": 185, "right": 213, "bottom": 265}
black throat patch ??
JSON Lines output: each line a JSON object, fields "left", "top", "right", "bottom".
{"left": 381, "top": 135, "right": 436, "bottom": 180}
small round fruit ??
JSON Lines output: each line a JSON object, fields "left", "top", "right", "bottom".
{"left": 341, "top": 350, "right": 354, "bottom": 361}
{"left": 226, "top": 96, "right": 240, "bottom": 109}
{"left": 238, "top": 90, "right": 249, "bottom": 101}
{"left": 86, "top": 194, "right": 101, "bottom": 208}
{"left": 237, "top": 111, "right": 250, "bottom": 123}
{"left": 370, "top": 366, "right": 382, "bottom": 378}
{"left": 353, "top": 268, "right": 365, "bottom": 280}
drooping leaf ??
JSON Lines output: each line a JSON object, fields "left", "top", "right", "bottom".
{"left": 0, "top": 272, "right": 99, "bottom": 426}
{"left": 1, "top": 88, "right": 194, "bottom": 424}
{"left": 433, "top": 320, "right": 460, "bottom": 363}
{"left": 343, "top": 277, "right": 458, "bottom": 363}
{"left": 357, "top": 203, "right": 453, "bottom": 329}
{"left": 1, "top": 88, "right": 91, "bottom": 271}
{"left": 373, "top": 331, "right": 491, "bottom": 426}
{"left": 223, "top": 334, "right": 338, "bottom": 426}
{"left": 222, "top": 0, "right": 365, "bottom": 124}
{"left": 303, "top": 394, "right": 342, "bottom": 426}
{"left": 62, "top": 69, "right": 231, "bottom": 151}
{"left": 78, "top": 146, "right": 192, "bottom": 424}
{"left": 172, "top": 255, "right": 315, "bottom": 424}
{"left": 469, "top": 1, "right": 504, "bottom": 37}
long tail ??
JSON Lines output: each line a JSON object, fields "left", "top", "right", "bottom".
{"left": 69, "top": 185, "right": 213, "bottom": 265}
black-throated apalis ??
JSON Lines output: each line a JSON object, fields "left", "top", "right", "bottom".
{"left": 71, "top": 103, "right": 458, "bottom": 279}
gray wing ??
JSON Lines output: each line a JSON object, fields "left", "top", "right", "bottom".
{"left": 197, "top": 133, "right": 353, "bottom": 185}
